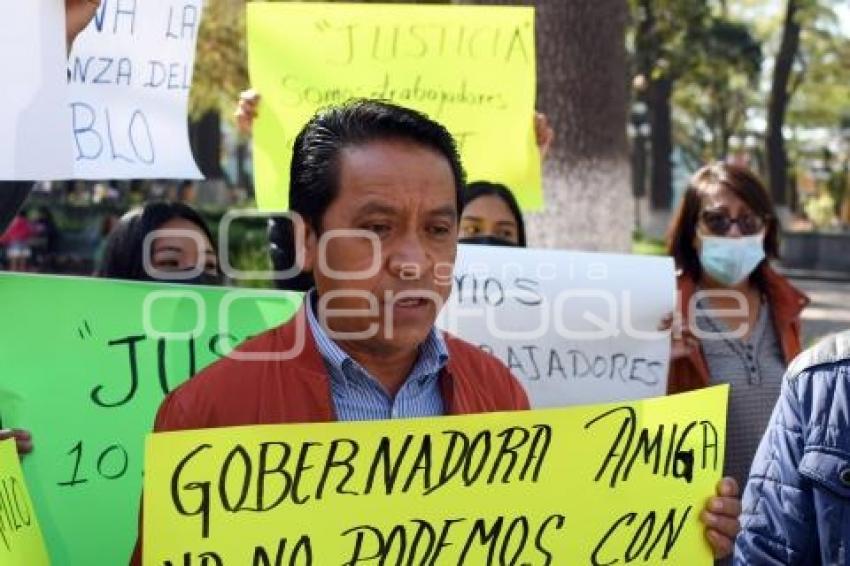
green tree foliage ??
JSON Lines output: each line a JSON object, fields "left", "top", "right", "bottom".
{"left": 673, "top": 17, "right": 762, "bottom": 160}
{"left": 785, "top": 3, "right": 850, "bottom": 128}
{"left": 629, "top": 0, "right": 762, "bottom": 206}
{"left": 629, "top": 0, "right": 713, "bottom": 209}
{"left": 189, "top": 0, "right": 248, "bottom": 120}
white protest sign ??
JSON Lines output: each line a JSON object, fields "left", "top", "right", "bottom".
{"left": 438, "top": 245, "right": 676, "bottom": 406}
{"left": 0, "top": 1, "right": 74, "bottom": 180}
{"left": 68, "top": 0, "right": 203, "bottom": 179}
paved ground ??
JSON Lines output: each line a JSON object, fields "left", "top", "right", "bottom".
{"left": 792, "top": 277, "right": 850, "bottom": 347}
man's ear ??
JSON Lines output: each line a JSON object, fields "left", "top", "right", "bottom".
{"left": 301, "top": 221, "right": 318, "bottom": 273}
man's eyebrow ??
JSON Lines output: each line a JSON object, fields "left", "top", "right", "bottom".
{"left": 428, "top": 205, "right": 458, "bottom": 220}
{"left": 352, "top": 202, "right": 400, "bottom": 218}
{"left": 495, "top": 220, "right": 518, "bottom": 228}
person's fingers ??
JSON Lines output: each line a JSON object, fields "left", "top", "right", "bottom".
{"left": 705, "top": 527, "right": 734, "bottom": 559}
{"left": 12, "top": 429, "right": 31, "bottom": 441}
{"left": 16, "top": 437, "right": 33, "bottom": 454}
{"left": 239, "top": 89, "right": 260, "bottom": 103}
{"left": 702, "top": 509, "right": 740, "bottom": 537}
{"left": 0, "top": 428, "right": 29, "bottom": 440}
{"left": 1, "top": 429, "right": 33, "bottom": 454}
{"left": 658, "top": 312, "right": 674, "bottom": 331}
{"left": 717, "top": 476, "right": 740, "bottom": 498}
{"left": 235, "top": 103, "right": 258, "bottom": 119}
{"left": 670, "top": 340, "right": 696, "bottom": 360}
{"left": 709, "top": 495, "right": 742, "bottom": 519}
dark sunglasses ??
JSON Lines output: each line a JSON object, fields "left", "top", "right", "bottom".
{"left": 699, "top": 210, "right": 767, "bottom": 236}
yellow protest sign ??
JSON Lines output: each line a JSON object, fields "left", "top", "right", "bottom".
{"left": 247, "top": 2, "right": 541, "bottom": 211}
{"left": 0, "top": 440, "right": 49, "bottom": 566}
{"left": 143, "top": 386, "right": 728, "bottom": 565}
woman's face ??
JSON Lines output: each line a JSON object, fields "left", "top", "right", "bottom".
{"left": 460, "top": 195, "right": 520, "bottom": 245}
{"left": 693, "top": 184, "right": 766, "bottom": 245}
{"left": 149, "top": 218, "right": 218, "bottom": 277}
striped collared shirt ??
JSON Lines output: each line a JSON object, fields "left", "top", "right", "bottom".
{"left": 305, "top": 291, "right": 448, "bottom": 421}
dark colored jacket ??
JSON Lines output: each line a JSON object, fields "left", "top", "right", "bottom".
{"left": 734, "top": 330, "right": 850, "bottom": 565}
{"left": 130, "top": 307, "right": 529, "bottom": 564}
{"left": 668, "top": 264, "right": 809, "bottom": 394}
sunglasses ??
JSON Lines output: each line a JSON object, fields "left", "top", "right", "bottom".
{"left": 699, "top": 210, "right": 767, "bottom": 236}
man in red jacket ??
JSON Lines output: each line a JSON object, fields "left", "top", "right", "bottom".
{"left": 131, "top": 100, "right": 741, "bottom": 564}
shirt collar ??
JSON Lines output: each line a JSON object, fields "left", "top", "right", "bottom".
{"left": 304, "top": 289, "right": 449, "bottom": 387}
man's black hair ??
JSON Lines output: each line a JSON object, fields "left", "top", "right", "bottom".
{"left": 288, "top": 99, "right": 466, "bottom": 232}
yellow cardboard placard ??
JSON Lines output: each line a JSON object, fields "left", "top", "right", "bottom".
{"left": 247, "top": 2, "right": 541, "bottom": 211}
{"left": 0, "top": 439, "right": 50, "bottom": 566}
{"left": 143, "top": 386, "right": 728, "bottom": 565}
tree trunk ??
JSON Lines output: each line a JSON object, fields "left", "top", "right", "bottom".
{"left": 648, "top": 77, "right": 673, "bottom": 210}
{"left": 460, "top": 0, "right": 633, "bottom": 251}
{"left": 637, "top": 0, "right": 673, "bottom": 212}
{"left": 766, "top": 0, "right": 801, "bottom": 207}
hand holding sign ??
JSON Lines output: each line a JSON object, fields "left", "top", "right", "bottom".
{"left": 142, "top": 386, "right": 731, "bottom": 565}
{"left": 0, "top": 429, "right": 32, "bottom": 456}
{"left": 703, "top": 478, "right": 742, "bottom": 559}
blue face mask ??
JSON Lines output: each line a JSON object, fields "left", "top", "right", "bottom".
{"left": 699, "top": 233, "right": 765, "bottom": 286}
{"left": 145, "top": 269, "right": 223, "bottom": 286}
{"left": 458, "top": 235, "right": 519, "bottom": 247}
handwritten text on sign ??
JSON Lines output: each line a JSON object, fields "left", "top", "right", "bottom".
{"left": 0, "top": 439, "right": 49, "bottom": 566}
{"left": 144, "top": 386, "right": 728, "bottom": 565}
{"left": 67, "top": 0, "right": 203, "bottom": 179}
{"left": 247, "top": 2, "right": 541, "bottom": 211}
{"left": 439, "top": 245, "right": 676, "bottom": 407}
{"left": 0, "top": 274, "right": 299, "bottom": 566}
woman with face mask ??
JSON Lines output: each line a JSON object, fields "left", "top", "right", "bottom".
{"left": 665, "top": 162, "right": 809, "bottom": 488}
{"left": 459, "top": 181, "right": 527, "bottom": 247}
{"left": 98, "top": 201, "right": 223, "bottom": 285}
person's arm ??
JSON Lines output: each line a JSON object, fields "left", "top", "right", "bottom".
{"left": 234, "top": 90, "right": 260, "bottom": 136}
{"left": 65, "top": 0, "right": 101, "bottom": 52}
{"left": 733, "top": 373, "right": 817, "bottom": 564}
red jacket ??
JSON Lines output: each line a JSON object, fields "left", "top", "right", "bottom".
{"left": 0, "top": 216, "right": 34, "bottom": 245}
{"left": 667, "top": 265, "right": 809, "bottom": 394}
{"left": 130, "top": 306, "right": 528, "bottom": 564}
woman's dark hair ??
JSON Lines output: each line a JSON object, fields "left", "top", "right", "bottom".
{"left": 289, "top": 99, "right": 466, "bottom": 232}
{"left": 462, "top": 181, "right": 527, "bottom": 247}
{"left": 99, "top": 201, "right": 218, "bottom": 281}
{"left": 666, "top": 162, "right": 779, "bottom": 284}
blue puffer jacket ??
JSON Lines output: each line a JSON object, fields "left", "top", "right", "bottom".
{"left": 735, "top": 330, "right": 850, "bottom": 565}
